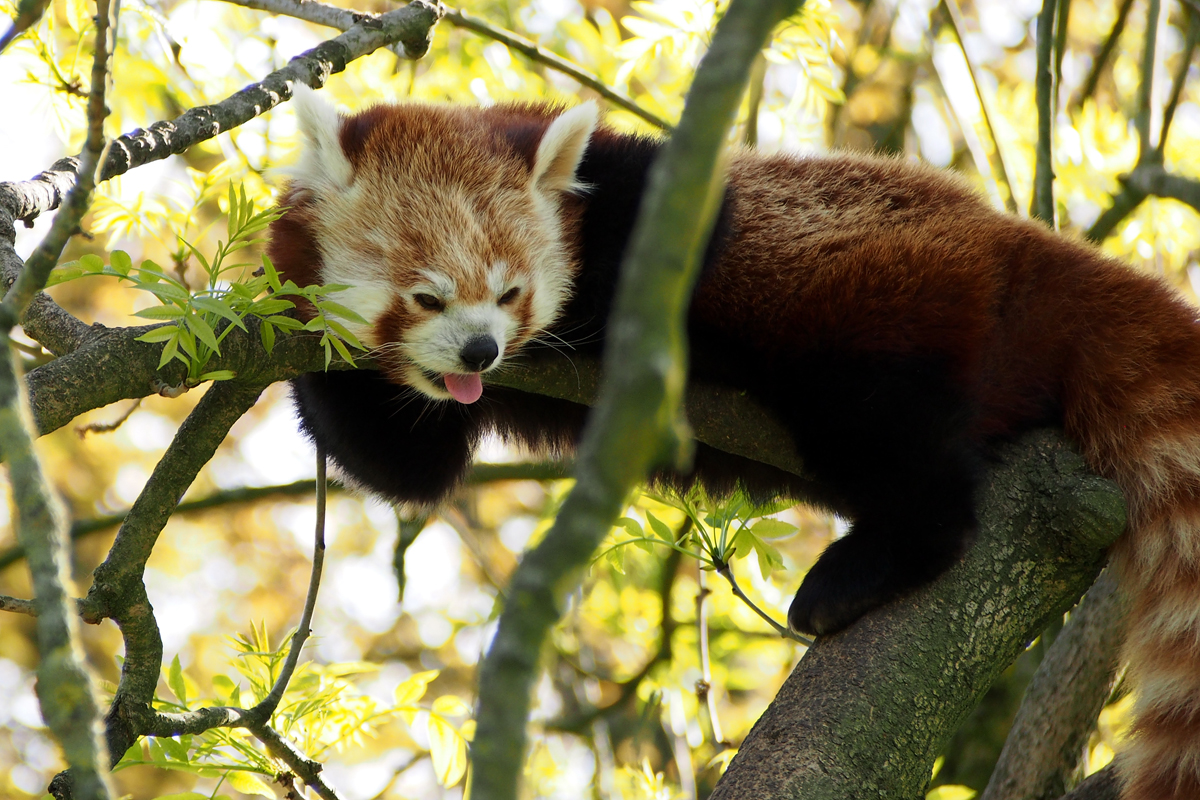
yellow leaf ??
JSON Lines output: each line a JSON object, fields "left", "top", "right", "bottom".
{"left": 432, "top": 694, "right": 471, "bottom": 717}
{"left": 428, "top": 715, "right": 468, "bottom": 787}
{"left": 926, "top": 786, "right": 976, "bottom": 800}
{"left": 394, "top": 670, "right": 439, "bottom": 707}
{"left": 226, "top": 771, "right": 275, "bottom": 798}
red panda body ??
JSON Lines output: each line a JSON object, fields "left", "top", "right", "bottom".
{"left": 269, "top": 85, "right": 1200, "bottom": 800}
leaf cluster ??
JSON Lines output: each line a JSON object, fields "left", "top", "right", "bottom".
{"left": 47, "top": 184, "right": 367, "bottom": 385}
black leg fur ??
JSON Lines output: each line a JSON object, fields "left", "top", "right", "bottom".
{"left": 747, "top": 352, "right": 985, "bottom": 636}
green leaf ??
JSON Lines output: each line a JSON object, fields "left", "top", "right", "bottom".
{"left": 110, "top": 250, "right": 133, "bottom": 275}
{"left": 137, "top": 325, "right": 180, "bottom": 344}
{"left": 226, "top": 771, "right": 276, "bottom": 798}
{"left": 134, "top": 305, "right": 186, "bottom": 321}
{"left": 328, "top": 333, "right": 357, "bottom": 366}
{"left": 427, "top": 715, "right": 468, "bottom": 787}
{"left": 168, "top": 655, "right": 187, "bottom": 705}
{"left": 193, "top": 296, "right": 247, "bottom": 330}
{"left": 324, "top": 318, "right": 364, "bottom": 351}
{"left": 248, "top": 298, "right": 295, "bottom": 316}
{"left": 266, "top": 315, "right": 304, "bottom": 330}
{"left": 615, "top": 517, "right": 644, "bottom": 537}
{"left": 394, "top": 669, "right": 439, "bottom": 707}
{"left": 185, "top": 313, "right": 221, "bottom": 355}
{"left": 175, "top": 328, "right": 198, "bottom": 360}
{"left": 45, "top": 265, "right": 86, "bottom": 287}
{"left": 645, "top": 510, "right": 674, "bottom": 542}
{"left": 142, "top": 282, "right": 190, "bottom": 304}
{"left": 79, "top": 253, "right": 104, "bottom": 272}
{"left": 260, "top": 320, "right": 276, "bottom": 354}
{"left": 606, "top": 546, "right": 626, "bottom": 574}
{"left": 157, "top": 334, "right": 180, "bottom": 370}
{"left": 158, "top": 736, "right": 188, "bottom": 762}
{"left": 261, "top": 254, "right": 283, "bottom": 293}
{"left": 318, "top": 300, "right": 368, "bottom": 324}
{"left": 199, "top": 370, "right": 236, "bottom": 382}
{"left": 750, "top": 518, "right": 798, "bottom": 539}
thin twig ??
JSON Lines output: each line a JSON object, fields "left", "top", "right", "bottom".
{"left": 0, "top": 594, "right": 37, "bottom": 615}
{"left": 1070, "top": 0, "right": 1134, "bottom": 111}
{"left": 939, "top": 0, "right": 1019, "bottom": 214}
{"left": 443, "top": 8, "right": 673, "bottom": 131}
{"left": 1135, "top": 0, "right": 1162, "bottom": 154}
{"left": 76, "top": 398, "right": 141, "bottom": 437}
{"left": 695, "top": 567, "right": 726, "bottom": 745}
{"left": 716, "top": 565, "right": 812, "bottom": 645}
{"left": 1155, "top": 4, "right": 1198, "bottom": 157}
{"left": 1031, "top": 0, "right": 1058, "bottom": 225}
{"left": 0, "top": 460, "right": 573, "bottom": 573}
{"left": 254, "top": 445, "right": 327, "bottom": 717}
{"left": 215, "top": 0, "right": 673, "bottom": 131}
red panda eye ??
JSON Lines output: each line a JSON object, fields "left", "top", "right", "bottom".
{"left": 498, "top": 287, "right": 521, "bottom": 306}
{"left": 414, "top": 294, "right": 445, "bottom": 312}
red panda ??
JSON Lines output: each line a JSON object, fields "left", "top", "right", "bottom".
{"left": 268, "top": 83, "right": 1200, "bottom": 800}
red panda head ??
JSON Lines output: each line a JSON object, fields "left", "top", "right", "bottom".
{"left": 276, "top": 84, "right": 598, "bottom": 403}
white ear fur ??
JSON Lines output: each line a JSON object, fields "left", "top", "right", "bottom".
{"left": 531, "top": 101, "right": 599, "bottom": 194}
{"left": 290, "top": 83, "right": 354, "bottom": 193}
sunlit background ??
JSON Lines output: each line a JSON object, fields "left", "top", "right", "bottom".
{"left": 0, "top": 0, "right": 1196, "bottom": 797}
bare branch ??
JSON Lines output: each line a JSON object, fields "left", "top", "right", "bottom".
{"left": 1032, "top": 0, "right": 1058, "bottom": 225}
{"left": 981, "top": 570, "right": 1126, "bottom": 800}
{"left": 443, "top": 8, "right": 673, "bottom": 131}
{"left": 938, "top": 0, "right": 1019, "bottom": 214}
{"left": 1070, "top": 0, "right": 1134, "bottom": 112}
{"left": 255, "top": 447, "right": 327, "bottom": 717}
{"left": 1135, "top": 0, "right": 1162, "bottom": 155}
{"left": 0, "top": 1, "right": 442, "bottom": 229}
{"left": 216, "top": 0, "right": 673, "bottom": 131}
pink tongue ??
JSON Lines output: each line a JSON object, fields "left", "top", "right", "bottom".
{"left": 443, "top": 373, "right": 483, "bottom": 404}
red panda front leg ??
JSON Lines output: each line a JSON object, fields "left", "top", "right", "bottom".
{"left": 763, "top": 353, "right": 985, "bottom": 636}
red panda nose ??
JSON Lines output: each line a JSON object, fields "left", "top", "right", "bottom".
{"left": 460, "top": 336, "right": 499, "bottom": 372}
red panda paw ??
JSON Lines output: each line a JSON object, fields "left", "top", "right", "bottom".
{"left": 788, "top": 522, "right": 967, "bottom": 636}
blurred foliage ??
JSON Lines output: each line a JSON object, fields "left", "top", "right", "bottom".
{"left": 0, "top": 0, "right": 1195, "bottom": 797}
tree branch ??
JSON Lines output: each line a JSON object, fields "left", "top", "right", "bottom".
{"left": 1032, "top": 0, "right": 1058, "bottom": 225}
{"left": 0, "top": 1, "right": 442, "bottom": 229}
{"left": 1069, "top": 0, "right": 1134, "bottom": 112}
{"left": 981, "top": 570, "right": 1126, "bottom": 800}
{"left": 85, "top": 381, "right": 265, "bottom": 767}
{"left": 709, "top": 431, "right": 1126, "bottom": 799}
{"left": 215, "top": 0, "right": 673, "bottom": 131}
{"left": 469, "top": 1, "right": 803, "bottom": 797}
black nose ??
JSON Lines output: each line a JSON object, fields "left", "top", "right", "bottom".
{"left": 460, "top": 336, "right": 499, "bottom": 372}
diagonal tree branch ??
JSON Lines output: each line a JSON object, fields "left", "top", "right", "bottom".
{"left": 981, "top": 570, "right": 1126, "bottom": 800}
{"left": 215, "top": 0, "right": 673, "bottom": 130}
{"left": 470, "top": 0, "right": 804, "bottom": 797}
{"left": 710, "top": 431, "right": 1125, "bottom": 799}
{"left": 0, "top": 1, "right": 442, "bottom": 228}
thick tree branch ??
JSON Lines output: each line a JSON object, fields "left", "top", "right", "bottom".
{"left": 982, "top": 570, "right": 1127, "bottom": 800}
{"left": 85, "top": 381, "right": 265, "bottom": 769}
{"left": 470, "top": 1, "right": 803, "bottom": 797}
{"left": 0, "top": 3, "right": 119, "bottom": 797}
{"left": 709, "top": 431, "right": 1126, "bottom": 799}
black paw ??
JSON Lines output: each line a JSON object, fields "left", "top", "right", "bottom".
{"left": 786, "top": 524, "right": 968, "bottom": 637}
{"left": 787, "top": 554, "right": 894, "bottom": 636}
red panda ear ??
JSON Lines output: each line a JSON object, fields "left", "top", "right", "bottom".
{"left": 290, "top": 83, "right": 354, "bottom": 194}
{"left": 531, "top": 102, "right": 599, "bottom": 194}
